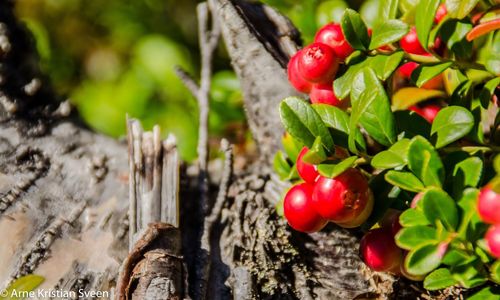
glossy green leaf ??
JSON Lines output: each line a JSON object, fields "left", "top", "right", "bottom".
{"left": 424, "top": 268, "right": 458, "bottom": 290}
{"left": 341, "top": 9, "right": 370, "bottom": 50}
{"left": 273, "top": 151, "right": 292, "bottom": 180}
{"left": 396, "top": 226, "right": 438, "bottom": 250}
{"left": 408, "top": 136, "right": 445, "bottom": 187}
{"left": 302, "top": 136, "right": 328, "bottom": 164}
{"left": 479, "top": 77, "right": 500, "bottom": 109}
{"left": 280, "top": 97, "right": 334, "bottom": 150}
{"left": 421, "top": 188, "right": 458, "bottom": 231}
{"left": 442, "top": 248, "right": 472, "bottom": 266}
{"left": 405, "top": 243, "right": 443, "bottom": 275}
{"left": 392, "top": 87, "right": 446, "bottom": 110}
{"left": 445, "top": 0, "right": 480, "bottom": 19}
{"left": 282, "top": 133, "right": 303, "bottom": 163}
{"left": 440, "top": 20, "right": 473, "bottom": 59}
{"left": 334, "top": 58, "right": 367, "bottom": 99}
{"left": 457, "top": 188, "right": 486, "bottom": 241}
{"left": 312, "top": 104, "right": 366, "bottom": 151}
{"left": 453, "top": 157, "right": 483, "bottom": 188}
{"left": 378, "top": 0, "right": 400, "bottom": 20}
{"left": 317, "top": 156, "right": 358, "bottom": 178}
{"left": 468, "top": 286, "right": 500, "bottom": 300}
{"left": 415, "top": 0, "right": 440, "bottom": 50}
{"left": 400, "top": 208, "right": 431, "bottom": 227}
{"left": 369, "top": 20, "right": 409, "bottom": 50}
{"left": 385, "top": 171, "right": 425, "bottom": 192}
{"left": 368, "top": 52, "right": 406, "bottom": 80}
{"left": 3, "top": 275, "right": 45, "bottom": 300}
{"left": 431, "top": 106, "right": 474, "bottom": 148}
{"left": 371, "top": 138, "right": 410, "bottom": 169}
{"left": 411, "top": 62, "right": 453, "bottom": 88}
{"left": 451, "top": 259, "right": 488, "bottom": 288}
{"left": 349, "top": 68, "right": 396, "bottom": 150}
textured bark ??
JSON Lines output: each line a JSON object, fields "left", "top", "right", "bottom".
{"left": 0, "top": 0, "right": 434, "bottom": 299}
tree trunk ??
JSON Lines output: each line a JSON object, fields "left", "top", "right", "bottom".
{"left": 0, "top": 0, "right": 428, "bottom": 299}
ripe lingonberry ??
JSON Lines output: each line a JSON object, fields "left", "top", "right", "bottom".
{"left": 284, "top": 183, "right": 328, "bottom": 233}
{"left": 360, "top": 228, "right": 403, "bottom": 272}
{"left": 310, "top": 82, "right": 341, "bottom": 106}
{"left": 398, "top": 62, "right": 419, "bottom": 79}
{"left": 409, "top": 104, "right": 441, "bottom": 123}
{"left": 380, "top": 209, "right": 403, "bottom": 236}
{"left": 312, "top": 168, "right": 373, "bottom": 226}
{"left": 314, "top": 23, "right": 354, "bottom": 62}
{"left": 296, "top": 147, "right": 320, "bottom": 183}
{"left": 400, "top": 27, "right": 428, "bottom": 55}
{"left": 478, "top": 185, "right": 500, "bottom": 224}
{"left": 486, "top": 224, "right": 500, "bottom": 258}
{"left": 288, "top": 50, "right": 313, "bottom": 93}
{"left": 298, "top": 43, "right": 339, "bottom": 83}
{"left": 434, "top": 4, "right": 447, "bottom": 24}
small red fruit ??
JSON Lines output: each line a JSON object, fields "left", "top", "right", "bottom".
{"left": 314, "top": 23, "right": 354, "bottom": 62}
{"left": 283, "top": 183, "right": 328, "bottom": 233}
{"left": 298, "top": 43, "right": 339, "bottom": 83}
{"left": 486, "top": 224, "right": 500, "bottom": 258}
{"left": 400, "top": 27, "right": 428, "bottom": 55}
{"left": 434, "top": 4, "right": 447, "bottom": 24}
{"left": 312, "top": 168, "right": 373, "bottom": 225}
{"left": 409, "top": 104, "right": 441, "bottom": 123}
{"left": 296, "top": 147, "right": 320, "bottom": 184}
{"left": 310, "top": 82, "right": 341, "bottom": 106}
{"left": 478, "top": 185, "right": 500, "bottom": 224}
{"left": 398, "top": 62, "right": 419, "bottom": 79}
{"left": 360, "top": 228, "right": 403, "bottom": 272}
{"left": 288, "top": 50, "right": 313, "bottom": 93}
{"left": 380, "top": 210, "right": 403, "bottom": 236}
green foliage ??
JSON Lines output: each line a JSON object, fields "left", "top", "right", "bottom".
{"left": 0, "top": 275, "right": 44, "bottom": 300}
{"left": 275, "top": 0, "right": 500, "bottom": 294}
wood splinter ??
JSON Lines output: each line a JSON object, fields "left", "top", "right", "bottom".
{"left": 116, "top": 118, "right": 184, "bottom": 300}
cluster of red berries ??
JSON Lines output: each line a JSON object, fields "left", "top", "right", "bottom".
{"left": 396, "top": 4, "right": 448, "bottom": 123}
{"left": 283, "top": 147, "right": 373, "bottom": 233}
{"left": 287, "top": 23, "right": 353, "bottom": 106}
{"left": 477, "top": 185, "right": 500, "bottom": 259}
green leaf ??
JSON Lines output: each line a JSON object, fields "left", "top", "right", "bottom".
{"left": 443, "top": 248, "right": 472, "bottom": 266}
{"left": 400, "top": 208, "right": 431, "bottom": 227}
{"left": 495, "top": 155, "right": 500, "bottom": 173}
{"left": 392, "top": 87, "right": 446, "bottom": 110}
{"left": 453, "top": 157, "right": 483, "bottom": 188}
{"left": 394, "top": 110, "right": 432, "bottom": 139}
{"left": 371, "top": 138, "right": 410, "bottom": 170}
{"left": 431, "top": 106, "right": 474, "bottom": 148}
{"left": 3, "top": 275, "right": 45, "bottom": 300}
{"left": 396, "top": 226, "right": 438, "bottom": 250}
{"left": 302, "top": 136, "right": 328, "bottom": 164}
{"left": 312, "top": 104, "right": 366, "bottom": 151}
{"left": 378, "top": 0, "right": 400, "bottom": 20}
{"left": 420, "top": 188, "right": 459, "bottom": 231}
{"left": 451, "top": 258, "right": 488, "bottom": 288}
{"left": 415, "top": 0, "right": 441, "bottom": 50}
{"left": 349, "top": 68, "right": 396, "bottom": 149}
{"left": 492, "top": 260, "right": 500, "bottom": 284}
{"left": 368, "top": 52, "right": 406, "bottom": 80}
{"left": 341, "top": 8, "right": 370, "bottom": 50}
{"left": 282, "top": 133, "right": 302, "bottom": 163}
{"left": 407, "top": 136, "right": 445, "bottom": 187}
{"left": 424, "top": 268, "right": 458, "bottom": 290}
{"left": 457, "top": 188, "right": 486, "bottom": 241}
{"left": 369, "top": 20, "right": 409, "bottom": 50}
{"left": 405, "top": 243, "right": 443, "bottom": 276}
{"left": 440, "top": 20, "right": 473, "bottom": 59}
{"left": 468, "top": 286, "right": 500, "bottom": 300}
{"left": 411, "top": 62, "right": 453, "bottom": 88}
{"left": 445, "top": 0, "right": 480, "bottom": 19}
{"left": 334, "top": 56, "right": 367, "bottom": 99}
{"left": 385, "top": 171, "right": 425, "bottom": 192}
{"left": 273, "top": 151, "right": 292, "bottom": 180}
{"left": 479, "top": 77, "right": 500, "bottom": 109}
{"left": 318, "top": 156, "right": 358, "bottom": 178}
{"left": 280, "top": 97, "right": 334, "bottom": 150}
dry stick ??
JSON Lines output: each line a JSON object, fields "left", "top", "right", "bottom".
{"left": 174, "top": 2, "right": 221, "bottom": 299}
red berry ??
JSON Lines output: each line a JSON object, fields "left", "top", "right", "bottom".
{"left": 360, "top": 228, "right": 403, "bottom": 272}
{"left": 284, "top": 183, "right": 328, "bottom": 233}
{"left": 312, "top": 168, "right": 373, "bottom": 225}
{"left": 310, "top": 82, "right": 341, "bottom": 106}
{"left": 398, "top": 62, "right": 419, "bottom": 79}
{"left": 409, "top": 104, "right": 441, "bottom": 123}
{"left": 486, "top": 224, "right": 500, "bottom": 258}
{"left": 421, "top": 74, "right": 444, "bottom": 90}
{"left": 288, "top": 50, "right": 313, "bottom": 93}
{"left": 314, "top": 23, "right": 354, "bottom": 62}
{"left": 296, "top": 147, "right": 320, "bottom": 184}
{"left": 298, "top": 43, "right": 339, "bottom": 83}
{"left": 434, "top": 4, "right": 447, "bottom": 24}
{"left": 400, "top": 27, "right": 428, "bottom": 55}
{"left": 478, "top": 185, "right": 500, "bottom": 224}
{"left": 380, "top": 210, "right": 403, "bottom": 236}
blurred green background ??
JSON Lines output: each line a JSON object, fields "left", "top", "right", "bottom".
{"left": 15, "top": 0, "right": 377, "bottom": 161}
